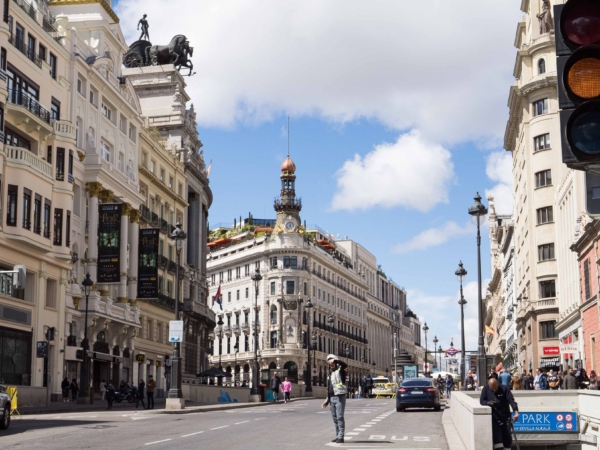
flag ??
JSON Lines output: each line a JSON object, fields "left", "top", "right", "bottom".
{"left": 485, "top": 325, "right": 495, "bottom": 335}
{"left": 213, "top": 285, "right": 222, "bottom": 311}
{"left": 206, "top": 160, "right": 212, "bottom": 177}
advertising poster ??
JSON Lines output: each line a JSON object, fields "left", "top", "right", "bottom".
{"left": 98, "top": 203, "right": 122, "bottom": 283}
{"left": 138, "top": 228, "right": 160, "bottom": 298}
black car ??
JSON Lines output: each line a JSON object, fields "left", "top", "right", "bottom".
{"left": 396, "top": 378, "right": 441, "bottom": 412}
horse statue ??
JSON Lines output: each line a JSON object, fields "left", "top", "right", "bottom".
{"left": 146, "top": 34, "right": 189, "bottom": 67}
{"left": 175, "top": 42, "right": 194, "bottom": 77}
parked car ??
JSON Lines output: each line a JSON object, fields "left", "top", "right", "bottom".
{"left": 396, "top": 378, "right": 441, "bottom": 412}
{"left": 0, "top": 385, "right": 11, "bottom": 430}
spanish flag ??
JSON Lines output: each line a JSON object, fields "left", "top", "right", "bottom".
{"left": 206, "top": 160, "right": 212, "bottom": 177}
{"left": 485, "top": 325, "right": 495, "bottom": 335}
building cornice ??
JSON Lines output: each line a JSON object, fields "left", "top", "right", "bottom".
{"left": 48, "top": 0, "right": 119, "bottom": 23}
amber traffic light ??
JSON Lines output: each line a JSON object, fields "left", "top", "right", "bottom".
{"left": 556, "top": 0, "right": 600, "bottom": 171}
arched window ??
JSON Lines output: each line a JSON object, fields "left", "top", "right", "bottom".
{"left": 270, "top": 305, "right": 277, "bottom": 324}
{"left": 538, "top": 59, "right": 546, "bottom": 75}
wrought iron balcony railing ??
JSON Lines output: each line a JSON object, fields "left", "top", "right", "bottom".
{"left": 7, "top": 88, "right": 50, "bottom": 123}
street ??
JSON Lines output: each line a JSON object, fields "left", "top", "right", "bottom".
{"left": 0, "top": 399, "right": 448, "bottom": 450}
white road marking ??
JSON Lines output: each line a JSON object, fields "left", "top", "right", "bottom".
{"left": 131, "top": 416, "right": 152, "bottom": 420}
{"left": 346, "top": 432, "right": 359, "bottom": 436}
{"left": 144, "top": 439, "right": 172, "bottom": 445}
{"left": 181, "top": 431, "right": 204, "bottom": 437}
{"left": 354, "top": 428, "right": 366, "bottom": 431}
{"left": 234, "top": 421, "right": 250, "bottom": 425}
{"left": 361, "top": 424, "right": 372, "bottom": 427}
{"left": 211, "top": 426, "right": 229, "bottom": 430}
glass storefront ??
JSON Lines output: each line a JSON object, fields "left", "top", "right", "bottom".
{"left": 0, "top": 326, "right": 32, "bottom": 385}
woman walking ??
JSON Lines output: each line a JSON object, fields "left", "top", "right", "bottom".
{"left": 61, "top": 377, "right": 70, "bottom": 402}
{"left": 136, "top": 379, "right": 146, "bottom": 409}
{"left": 282, "top": 377, "right": 292, "bottom": 403}
{"left": 100, "top": 379, "right": 107, "bottom": 401}
{"left": 70, "top": 378, "right": 79, "bottom": 401}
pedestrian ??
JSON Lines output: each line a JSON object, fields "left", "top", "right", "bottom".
{"left": 563, "top": 368, "right": 578, "bottom": 390}
{"left": 511, "top": 372, "right": 522, "bottom": 390}
{"left": 135, "top": 379, "right": 146, "bottom": 409}
{"left": 106, "top": 382, "right": 115, "bottom": 410}
{"left": 436, "top": 374, "right": 445, "bottom": 397}
{"left": 270, "top": 371, "right": 282, "bottom": 402}
{"left": 322, "top": 354, "right": 348, "bottom": 444}
{"left": 147, "top": 375, "right": 156, "bottom": 409}
{"left": 473, "top": 371, "right": 479, "bottom": 390}
{"left": 464, "top": 370, "right": 475, "bottom": 391}
{"left": 498, "top": 369, "right": 512, "bottom": 389}
{"left": 445, "top": 374, "right": 453, "bottom": 398}
{"left": 577, "top": 368, "right": 590, "bottom": 389}
{"left": 70, "top": 378, "right": 79, "bottom": 401}
{"left": 360, "top": 376, "right": 367, "bottom": 398}
{"left": 282, "top": 377, "right": 292, "bottom": 403}
{"left": 534, "top": 368, "right": 548, "bottom": 390}
{"left": 366, "top": 374, "right": 374, "bottom": 398}
{"left": 61, "top": 377, "right": 70, "bottom": 402}
{"left": 588, "top": 370, "right": 597, "bottom": 389}
{"left": 480, "top": 376, "right": 519, "bottom": 450}
{"left": 100, "top": 379, "right": 107, "bottom": 401}
{"left": 547, "top": 369, "right": 559, "bottom": 390}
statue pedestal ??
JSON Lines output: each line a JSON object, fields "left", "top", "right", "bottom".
{"left": 165, "top": 398, "right": 185, "bottom": 410}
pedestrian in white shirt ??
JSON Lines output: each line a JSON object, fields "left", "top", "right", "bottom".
{"left": 100, "top": 379, "right": 107, "bottom": 401}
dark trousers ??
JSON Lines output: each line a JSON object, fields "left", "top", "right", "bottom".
{"left": 147, "top": 392, "right": 154, "bottom": 408}
{"left": 136, "top": 395, "right": 146, "bottom": 409}
{"left": 107, "top": 398, "right": 113, "bottom": 409}
{"left": 284, "top": 392, "right": 290, "bottom": 401}
{"left": 71, "top": 390, "right": 77, "bottom": 401}
{"left": 492, "top": 419, "right": 512, "bottom": 449}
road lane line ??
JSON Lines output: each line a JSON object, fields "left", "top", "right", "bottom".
{"left": 181, "top": 431, "right": 204, "bottom": 437}
{"left": 211, "top": 426, "right": 229, "bottom": 430}
{"left": 354, "top": 428, "right": 366, "bottom": 431}
{"left": 235, "top": 421, "right": 250, "bottom": 425}
{"left": 144, "top": 439, "right": 172, "bottom": 445}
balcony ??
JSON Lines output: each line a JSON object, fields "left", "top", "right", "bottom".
{"left": 158, "top": 255, "right": 168, "bottom": 270}
{"left": 5, "top": 145, "right": 53, "bottom": 181}
{"left": 8, "top": 34, "right": 42, "bottom": 68}
{"left": 52, "top": 120, "right": 76, "bottom": 143}
{"left": 168, "top": 260, "right": 177, "bottom": 274}
{"left": 159, "top": 218, "right": 168, "bottom": 234}
{"left": 140, "top": 204, "right": 152, "bottom": 222}
{"left": 6, "top": 89, "right": 52, "bottom": 133}
{"left": 11, "top": 0, "right": 63, "bottom": 41}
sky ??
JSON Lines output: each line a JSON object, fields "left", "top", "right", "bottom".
{"left": 115, "top": 0, "right": 522, "bottom": 364}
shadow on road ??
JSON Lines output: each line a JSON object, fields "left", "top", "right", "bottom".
{"left": 2, "top": 419, "right": 113, "bottom": 437}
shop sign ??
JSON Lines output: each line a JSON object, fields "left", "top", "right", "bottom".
{"left": 137, "top": 228, "right": 160, "bottom": 298}
{"left": 513, "top": 412, "right": 578, "bottom": 433}
{"left": 543, "top": 347, "right": 560, "bottom": 355}
{"left": 136, "top": 354, "right": 145, "bottom": 362}
{"left": 540, "top": 357, "right": 560, "bottom": 368}
{"left": 560, "top": 343, "right": 579, "bottom": 354}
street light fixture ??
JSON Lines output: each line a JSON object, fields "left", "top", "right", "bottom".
{"left": 423, "top": 322, "right": 429, "bottom": 376}
{"left": 233, "top": 343, "right": 239, "bottom": 386}
{"left": 78, "top": 273, "right": 93, "bottom": 403}
{"left": 438, "top": 345, "right": 443, "bottom": 373}
{"left": 304, "top": 298, "right": 314, "bottom": 394}
{"left": 167, "top": 220, "right": 187, "bottom": 406}
{"left": 250, "top": 268, "right": 263, "bottom": 399}
{"left": 311, "top": 331, "right": 317, "bottom": 387}
{"left": 455, "top": 261, "right": 467, "bottom": 387}
{"left": 216, "top": 316, "right": 224, "bottom": 386}
{"left": 468, "top": 193, "right": 488, "bottom": 381}
{"left": 433, "top": 335, "right": 439, "bottom": 370}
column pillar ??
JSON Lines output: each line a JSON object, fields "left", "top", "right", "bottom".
{"left": 117, "top": 203, "right": 131, "bottom": 303}
{"left": 97, "top": 189, "right": 114, "bottom": 297}
{"left": 86, "top": 182, "right": 103, "bottom": 285}
{"left": 129, "top": 209, "right": 141, "bottom": 306}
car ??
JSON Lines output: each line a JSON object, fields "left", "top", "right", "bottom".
{"left": 371, "top": 376, "right": 396, "bottom": 397}
{"left": 0, "top": 385, "right": 11, "bottom": 430}
{"left": 396, "top": 377, "right": 441, "bottom": 412}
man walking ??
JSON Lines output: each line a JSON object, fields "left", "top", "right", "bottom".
{"left": 563, "top": 368, "right": 578, "bottom": 390}
{"left": 146, "top": 375, "right": 156, "bottom": 409}
{"left": 480, "top": 376, "right": 519, "bottom": 450}
{"left": 464, "top": 370, "right": 475, "bottom": 391}
{"left": 322, "top": 354, "right": 348, "bottom": 444}
{"left": 445, "top": 374, "right": 453, "bottom": 398}
{"left": 498, "top": 368, "right": 512, "bottom": 389}
{"left": 270, "top": 371, "right": 282, "bottom": 402}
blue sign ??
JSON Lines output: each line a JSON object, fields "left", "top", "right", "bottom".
{"left": 512, "top": 412, "right": 578, "bottom": 433}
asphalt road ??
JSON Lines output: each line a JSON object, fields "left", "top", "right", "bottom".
{"left": 0, "top": 399, "right": 448, "bottom": 450}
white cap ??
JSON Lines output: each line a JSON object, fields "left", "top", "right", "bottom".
{"left": 326, "top": 354, "right": 337, "bottom": 361}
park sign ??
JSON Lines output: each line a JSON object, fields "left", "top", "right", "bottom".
{"left": 512, "top": 412, "right": 578, "bottom": 433}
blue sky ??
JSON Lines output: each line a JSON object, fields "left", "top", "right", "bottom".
{"left": 114, "top": 0, "right": 522, "bottom": 354}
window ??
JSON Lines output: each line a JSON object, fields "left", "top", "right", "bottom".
{"left": 270, "top": 257, "right": 277, "bottom": 269}
{"left": 536, "top": 206, "right": 553, "bottom": 224}
{"left": 22, "top": 189, "right": 31, "bottom": 229}
{"left": 286, "top": 280, "right": 295, "bottom": 295}
{"left": 56, "top": 148, "right": 65, "bottom": 181}
{"left": 46, "top": 279, "right": 56, "bottom": 309}
{"left": 53, "top": 208, "right": 63, "bottom": 245}
{"left": 89, "top": 87, "right": 97, "bottom": 107}
{"left": 65, "top": 211, "right": 71, "bottom": 247}
{"left": 99, "top": 141, "right": 111, "bottom": 162}
{"left": 584, "top": 259, "right": 591, "bottom": 300}
{"left": 43, "top": 199, "right": 51, "bottom": 238}
{"left": 532, "top": 98, "right": 549, "bottom": 117}
{"left": 49, "top": 53, "right": 56, "bottom": 79}
{"left": 534, "top": 133, "right": 551, "bottom": 151}
{"left": 150, "top": 160, "right": 155, "bottom": 173}
{"left": 236, "top": 290, "right": 240, "bottom": 301}
{"left": 178, "top": 183, "right": 183, "bottom": 196}
{"left": 304, "top": 282, "right": 307, "bottom": 295}
{"left": 160, "top": 168, "right": 165, "bottom": 182}
{"left": 535, "top": 169, "right": 552, "bottom": 187}
{"left": 538, "top": 243, "right": 555, "bottom": 261}
{"left": 539, "top": 280, "right": 556, "bottom": 299}
{"left": 169, "top": 176, "right": 173, "bottom": 189}
{"left": 119, "top": 114, "right": 127, "bottom": 133}
{"left": 270, "top": 281, "right": 276, "bottom": 295}
{"left": 118, "top": 152, "right": 124, "bottom": 172}
{"left": 50, "top": 98, "right": 60, "bottom": 121}
{"left": 147, "top": 320, "right": 153, "bottom": 341}
{"left": 270, "top": 306, "right": 277, "bottom": 324}
{"left": 538, "top": 58, "right": 546, "bottom": 75}
{"left": 128, "top": 124, "right": 136, "bottom": 142}
{"left": 228, "top": 292, "right": 231, "bottom": 303}
{"left": 0, "top": 327, "right": 32, "bottom": 385}
{"left": 283, "top": 256, "right": 297, "bottom": 269}
{"left": 47, "top": 146, "right": 53, "bottom": 166}
{"left": 245, "top": 287, "right": 249, "bottom": 299}
{"left": 101, "top": 103, "right": 112, "bottom": 121}
{"left": 33, "top": 194, "right": 41, "bottom": 234}
{"left": 77, "top": 78, "right": 83, "bottom": 96}
{"left": 540, "top": 321, "right": 558, "bottom": 339}
{"left": 7, "top": 184, "right": 17, "bottom": 226}
{"left": 68, "top": 151, "right": 73, "bottom": 183}
{"left": 38, "top": 44, "right": 46, "bottom": 62}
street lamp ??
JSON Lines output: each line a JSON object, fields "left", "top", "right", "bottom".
{"left": 250, "top": 268, "right": 262, "bottom": 399}
{"left": 455, "top": 261, "right": 467, "bottom": 388}
{"left": 372, "top": 361, "right": 376, "bottom": 375}
{"left": 423, "top": 322, "right": 429, "bottom": 376}
{"left": 216, "top": 316, "right": 224, "bottom": 386}
{"left": 233, "top": 343, "right": 239, "bottom": 386}
{"left": 433, "top": 335, "right": 439, "bottom": 370}
{"left": 78, "top": 273, "right": 93, "bottom": 403}
{"left": 345, "top": 343, "right": 350, "bottom": 365}
{"left": 304, "top": 298, "right": 314, "bottom": 394}
{"left": 311, "top": 331, "right": 317, "bottom": 388}
{"left": 327, "top": 315, "right": 335, "bottom": 354}
{"left": 438, "top": 345, "right": 443, "bottom": 373}
{"left": 468, "top": 193, "right": 488, "bottom": 381}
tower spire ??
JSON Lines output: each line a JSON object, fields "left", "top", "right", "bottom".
{"left": 287, "top": 115, "right": 290, "bottom": 158}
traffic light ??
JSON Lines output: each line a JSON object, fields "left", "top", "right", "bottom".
{"left": 556, "top": 0, "right": 600, "bottom": 172}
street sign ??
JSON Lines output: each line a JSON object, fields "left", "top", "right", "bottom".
{"left": 169, "top": 320, "right": 184, "bottom": 342}
{"left": 403, "top": 364, "right": 418, "bottom": 379}
{"left": 312, "top": 368, "right": 317, "bottom": 376}
{"left": 36, "top": 341, "right": 48, "bottom": 358}
{"left": 512, "top": 412, "right": 578, "bottom": 433}
{"left": 445, "top": 347, "right": 460, "bottom": 357}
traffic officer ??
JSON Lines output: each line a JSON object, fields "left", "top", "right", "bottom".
{"left": 322, "top": 354, "right": 349, "bottom": 443}
{"left": 480, "top": 376, "right": 519, "bottom": 450}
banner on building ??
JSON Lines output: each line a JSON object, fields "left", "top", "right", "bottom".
{"left": 560, "top": 343, "right": 579, "bottom": 354}
{"left": 98, "top": 203, "right": 122, "bottom": 283}
{"left": 138, "top": 228, "right": 160, "bottom": 299}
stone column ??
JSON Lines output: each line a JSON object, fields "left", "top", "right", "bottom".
{"left": 128, "top": 209, "right": 141, "bottom": 306}
{"left": 118, "top": 203, "right": 131, "bottom": 303}
{"left": 86, "top": 182, "right": 103, "bottom": 285}
{"left": 97, "top": 188, "right": 114, "bottom": 297}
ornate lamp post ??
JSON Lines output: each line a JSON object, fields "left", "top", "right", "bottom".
{"left": 216, "top": 317, "right": 224, "bottom": 370}
{"left": 233, "top": 343, "right": 239, "bottom": 386}
{"left": 455, "top": 261, "right": 467, "bottom": 388}
{"left": 167, "top": 220, "right": 186, "bottom": 408}
{"left": 433, "top": 335, "right": 439, "bottom": 370}
{"left": 438, "top": 345, "right": 443, "bottom": 372}
{"left": 78, "top": 273, "right": 93, "bottom": 403}
{"left": 250, "top": 268, "right": 263, "bottom": 400}
{"left": 468, "top": 193, "right": 488, "bottom": 381}
{"left": 311, "top": 331, "right": 317, "bottom": 388}
{"left": 304, "top": 298, "right": 314, "bottom": 394}
{"left": 423, "top": 322, "right": 429, "bottom": 376}
{"left": 327, "top": 315, "right": 335, "bottom": 354}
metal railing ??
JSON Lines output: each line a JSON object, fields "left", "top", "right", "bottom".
{"left": 8, "top": 34, "right": 43, "bottom": 68}
{"left": 6, "top": 88, "right": 51, "bottom": 123}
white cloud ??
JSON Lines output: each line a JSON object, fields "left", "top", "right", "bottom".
{"left": 115, "top": 0, "right": 520, "bottom": 143}
{"left": 330, "top": 131, "right": 454, "bottom": 212}
{"left": 485, "top": 151, "right": 513, "bottom": 215}
{"left": 393, "top": 221, "right": 470, "bottom": 254}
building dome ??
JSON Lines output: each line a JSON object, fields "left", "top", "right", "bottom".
{"left": 280, "top": 156, "right": 296, "bottom": 173}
